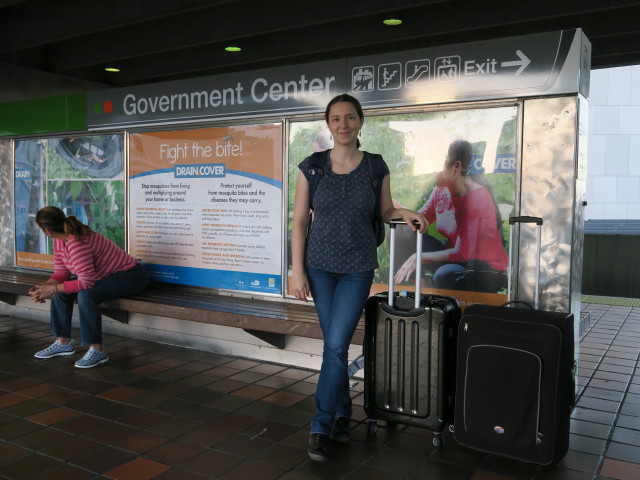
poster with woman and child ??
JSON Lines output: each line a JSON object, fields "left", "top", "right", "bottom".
{"left": 287, "top": 105, "right": 517, "bottom": 307}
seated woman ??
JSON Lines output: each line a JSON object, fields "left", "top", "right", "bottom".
{"left": 395, "top": 140, "right": 508, "bottom": 293}
{"left": 29, "top": 206, "right": 149, "bottom": 368}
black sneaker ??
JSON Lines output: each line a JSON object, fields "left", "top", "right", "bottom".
{"left": 331, "top": 417, "right": 351, "bottom": 443}
{"left": 308, "top": 433, "right": 330, "bottom": 462}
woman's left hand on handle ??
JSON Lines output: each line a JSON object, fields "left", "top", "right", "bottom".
{"left": 399, "top": 210, "right": 427, "bottom": 233}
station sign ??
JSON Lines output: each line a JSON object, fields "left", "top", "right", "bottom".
{"left": 87, "top": 29, "right": 590, "bottom": 130}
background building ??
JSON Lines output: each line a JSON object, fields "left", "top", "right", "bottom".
{"left": 587, "top": 65, "right": 640, "bottom": 220}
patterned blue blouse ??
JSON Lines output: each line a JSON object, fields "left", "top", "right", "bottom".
{"left": 299, "top": 151, "right": 389, "bottom": 273}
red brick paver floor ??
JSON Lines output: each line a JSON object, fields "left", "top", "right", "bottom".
{"left": 0, "top": 303, "right": 638, "bottom": 479}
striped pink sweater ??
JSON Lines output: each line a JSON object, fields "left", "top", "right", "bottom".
{"left": 50, "top": 232, "right": 138, "bottom": 294}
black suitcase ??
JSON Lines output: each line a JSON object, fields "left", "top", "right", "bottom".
{"left": 363, "top": 220, "right": 461, "bottom": 447}
{"left": 453, "top": 216, "right": 575, "bottom": 465}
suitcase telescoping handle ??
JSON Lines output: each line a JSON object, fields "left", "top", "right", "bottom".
{"left": 388, "top": 219, "right": 423, "bottom": 309}
{"left": 508, "top": 216, "right": 543, "bottom": 309}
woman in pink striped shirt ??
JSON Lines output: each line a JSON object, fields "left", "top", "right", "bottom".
{"left": 29, "top": 206, "right": 149, "bottom": 368}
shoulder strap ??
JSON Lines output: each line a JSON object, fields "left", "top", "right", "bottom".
{"left": 307, "top": 151, "right": 326, "bottom": 210}
{"left": 368, "top": 153, "right": 386, "bottom": 183}
{"left": 365, "top": 152, "right": 385, "bottom": 217}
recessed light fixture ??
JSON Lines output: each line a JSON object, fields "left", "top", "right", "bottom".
{"left": 225, "top": 46, "right": 242, "bottom": 52}
{"left": 105, "top": 67, "right": 120, "bottom": 72}
{"left": 383, "top": 18, "right": 403, "bottom": 26}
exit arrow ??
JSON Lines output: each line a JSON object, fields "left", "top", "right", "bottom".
{"left": 501, "top": 50, "right": 530, "bottom": 76}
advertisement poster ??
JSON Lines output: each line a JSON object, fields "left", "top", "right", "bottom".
{"left": 14, "top": 135, "right": 125, "bottom": 269}
{"left": 129, "top": 123, "right": 283, "bottom": 294}
{"left": 287, "top": 106, "right": 517, "bottom": 308}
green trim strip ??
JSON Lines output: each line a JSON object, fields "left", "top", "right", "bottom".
{"left": 0, "top": 94, "right": 86, "bottom": 136}
{"left": 581, "top": 295, "right": 640, "bottom": 307}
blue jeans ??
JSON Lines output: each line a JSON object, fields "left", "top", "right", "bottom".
{"left": 306, "top": 266, "right": 374, "bottom": 435}
{"left": 50, "top": 264, "right": 149, "bottom": 345}
{"left": 434, "top": 262, "right": 507, "bottom": 293}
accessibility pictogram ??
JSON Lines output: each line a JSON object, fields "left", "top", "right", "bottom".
{"left": 378, "top": 63, "right": 402, "bottom": 90}
{"left": 435, "top": 56, "right": 461, "bottom": 82}
{"left": 405, "top": 60, "right": 431, "bottom": 86}
{"left": 352, "top": 66, "right": 375, "bottom": 92}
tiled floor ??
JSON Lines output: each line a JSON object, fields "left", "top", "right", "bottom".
{"left": 0, "top": 303, "right": 639, "bottom": 480}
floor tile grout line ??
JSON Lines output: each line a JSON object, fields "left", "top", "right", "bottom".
{"left": 579, "top": 304, "right": 609, "bottom": 340}
{"left": 576, "top": 305, "right": 636, "bottom": 399}
{"left": 591, "top": 306, "right": 640, "bottom": 480}
{"left": 575, "top": 305, "right": 622, "bottom": 403}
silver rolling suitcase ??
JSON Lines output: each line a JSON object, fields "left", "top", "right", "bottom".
{"left": 363, "top": 220, "right": 461, "bottom": 446}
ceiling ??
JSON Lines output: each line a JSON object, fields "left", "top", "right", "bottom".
{"left": 1, "top": 0, "right": 639, "bottom": 90}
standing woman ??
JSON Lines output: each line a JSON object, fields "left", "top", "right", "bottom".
{"left": 29, "top": 206, "right": 149, "bottom": 368}
{"left": 291, "top": 94, "right": 426, "bottom": 462}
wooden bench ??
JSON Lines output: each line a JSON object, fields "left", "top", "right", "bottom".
{"left": 0, "top": 267, "right": 365, "bottom": 348}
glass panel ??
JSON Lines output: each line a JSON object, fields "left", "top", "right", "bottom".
{"left": 14, "top": 135, "right": 125, "bottom": 270}
{"left": 287, "top": 106, "right": 517, "bottom": 306}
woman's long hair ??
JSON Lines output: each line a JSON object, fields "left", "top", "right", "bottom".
{"left": 35, "top": 206, "right": 93, "bottom": 241}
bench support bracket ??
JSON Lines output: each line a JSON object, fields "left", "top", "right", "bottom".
{"left": 243, "top": 329, "right": 285, "bottom": 349}
{"left": 0, "top": 292, "right": 17, "bottom": 306}
{"left": 100, "top": 308, "right": 130, "bottom": 324}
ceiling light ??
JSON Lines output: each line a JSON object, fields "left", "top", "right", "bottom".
{"left": 105, "top": 67, "right": 120, "bottom": 72}
{"left": 225, "top": 46, "right": 242, "bottom": 52}
{"left": 383, "top": 18, "right": 403, "bottom": 26}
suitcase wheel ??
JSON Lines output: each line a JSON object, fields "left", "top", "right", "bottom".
{"left": 432, "top": 432, "right": 444, "bottom": 448}
{"left": 366, "top": 419, "right": 378, "bottom": 435}
{"left": 448, "top": 424, "right": 455, "bottom": 434}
